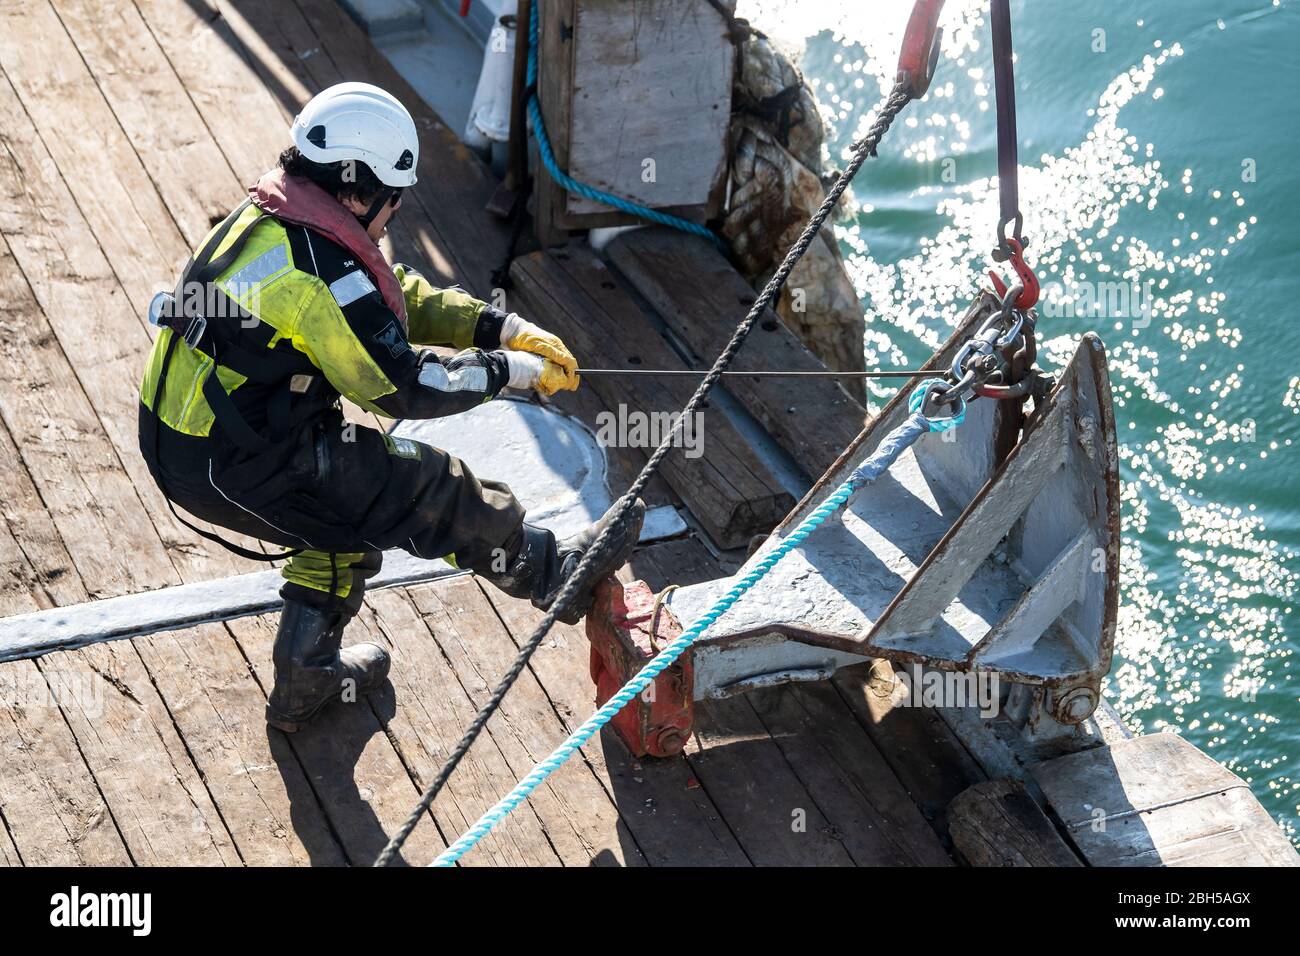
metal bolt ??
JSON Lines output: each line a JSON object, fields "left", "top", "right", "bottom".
{"left": 1051, "top": 685, "right": 1099, "bottom": 725}
{"left": 652, "top": 727, "right": 686, "bottom": 757}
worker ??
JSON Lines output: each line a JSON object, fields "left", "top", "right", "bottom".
{"left": 138, "top": 82, "right": 644, "bottom": 733}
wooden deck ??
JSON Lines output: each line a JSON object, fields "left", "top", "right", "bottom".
{"left": 0, "top": 0, "right": 990, "bottom": 866}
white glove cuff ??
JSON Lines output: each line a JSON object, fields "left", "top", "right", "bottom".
{"left": 499, "top": 311, "right": 527, "bottom": 346}
{"left": 503, "top": 351, "right": 544, "bottom": 390}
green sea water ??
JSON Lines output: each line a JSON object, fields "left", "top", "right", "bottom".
{"left": 738, "top": 0, "right": 1298, "bottom": 841}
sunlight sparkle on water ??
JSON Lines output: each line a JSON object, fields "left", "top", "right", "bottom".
{"left": 737, "top": 0, "right": 1296, "bottom": 839}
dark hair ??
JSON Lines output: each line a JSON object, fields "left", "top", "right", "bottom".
{"left": 278, "top": 146, "right": 385, "bottom": 204}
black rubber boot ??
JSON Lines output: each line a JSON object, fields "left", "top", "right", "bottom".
{"left": 266, "top": 599, "right": 391, "bottom": 733}
{"left": 476, "top": 498, "right": 645, "bottom": 625}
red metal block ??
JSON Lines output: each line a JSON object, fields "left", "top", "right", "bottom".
{"left": 586, "top": 579, "right": 694, "bottom": 758}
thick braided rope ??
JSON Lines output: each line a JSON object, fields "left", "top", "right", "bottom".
{"left": 523, "top": 2, "right": 722, "bottom": 246}
{"left": 431, "top": 406, "right": 943, "bottom": 866}
{"left": 374, "top": 81, "right": 914, "bottom": 868}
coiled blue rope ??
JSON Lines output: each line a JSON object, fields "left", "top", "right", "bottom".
{"left": 525, "top": 2, "right": 724, "bottom": 248}
{"left": 430, "top": 386, "right": 959, "bottom": 866}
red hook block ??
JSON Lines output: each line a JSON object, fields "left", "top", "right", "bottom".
{"left": 988, "top": 237, "right": 1040, "bottom": 310}
{"left": 587, "top": 579, "right": 694, "bottom": 758}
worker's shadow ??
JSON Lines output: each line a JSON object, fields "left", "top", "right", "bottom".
{"left": 267, "top": 685, "right": 402, "bottom": 867}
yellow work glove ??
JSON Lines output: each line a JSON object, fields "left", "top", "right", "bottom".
{"left": 503, "top": 352, "right": 581, "bottom": 397}
{"left": 499, "top": 312, "right": 579, "bottom": 391}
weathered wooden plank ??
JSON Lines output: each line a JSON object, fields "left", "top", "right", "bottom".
{"left": 0, "top": 659, "right": 132, "bottom": 865}
{"left": 51, "top": 0, "right": 244, "bottom": 246}
{"left": 0, "top": 1, "right": 190, "bottom": 311}
{"left": 477, "top": 575, "right": 752, "bottom": 867}
{"left": 133, "top": 622, "right": 347, "bottom": 865}
{"left": 758, "top": 680, "right": 954, "bottom": 865}
{"left": 564, "top": 0, "right": 731, "bottom": 218}
{"left": 0, "top": 805, "right": 20, "bottom": 866}
{"left": 607, "top": 228, "right": 865, "bottom": 478}
{"left": 687, "top": 694, "right": 856, "bottom": 866}
{"left": 35, "top": 642, "right": 242, "bottom": 865}
{"left": 0, "top": 427, "right": 132, "bottom": 866}
{"left": 405, "top": 577, "right": 646, "bottom": 866}
{"left": 1031, "top": 733, "right": 1300, "bottom": 867}
{"left": 830, "top": 661, "right": 986, "bottom": 841}
{"left": 742, "top": 683, "right": 939, "bottom": 866}
{"left": 127, "top": 0, "right": 290, "bottom": 190}
{"left": 534, "top": 0, "right": 576, "bottom": 243}
{"left": 0, "top": 73, "right": 260, "bottom": 580}
{"left": 213, "top": 0, "right": 340, "bottom": 118}
{"left": 0, "top": 231, "right": 179, "bottom": 598}
{"left": 623, "top": 534, "right": 737, "bottom": 592}
{"left": 228, "top": 611, "right": 447, "bottom": 867}
{"left": 361, "top": 588, "right": 564, "bottom": 867}
{"left": 948, "top": 779, "right": 1082, "bottom": 867}
{"left": 0, "top": 414, "right": 87, "bottom": 611}
{"left": 511, "top": 248, "right": 793, "bottom": 548}
{"left": 545, "top": 243, "right": 794, "bottom": 514}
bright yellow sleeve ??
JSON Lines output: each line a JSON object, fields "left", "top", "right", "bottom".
{"left": 395, "top": 264, "right": 487, "bottom": 348}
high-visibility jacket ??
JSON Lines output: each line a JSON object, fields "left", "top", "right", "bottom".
{"left": 140, "top": 199, "right": 509, "bottom": 454}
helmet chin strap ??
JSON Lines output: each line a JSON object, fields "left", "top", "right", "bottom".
{"left": 356, "top": 188, "right": 394, "bottom": 230}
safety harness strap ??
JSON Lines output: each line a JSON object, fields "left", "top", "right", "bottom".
{"left": 152, "top": 201, "right": 309, "bottom": 562}
{"left": 990, "top": 0, "right": 1022, "bottom": 250}
{"left": 150, "top": 333, "right": 297, "bottom": 562}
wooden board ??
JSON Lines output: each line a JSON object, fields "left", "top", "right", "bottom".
{"left": 510, "top": 246, "right": 794, "bottom": 548}
{"left": 227, "top": 612, "right": 448, "bottom": 867}
{"left": 831, "top": 661, "right": 987, "bottom": 842}
{"left": 534, "top": 0, "right": 729, "bottom": 238}
{"left": 362, "top": 588, "right": 566, "bottom": 867}
{"left": 1031, "top": 733, "right": 1300, "bottom": 867}
{"left": 49, "top": 0, "right": 245, "bottom": 247}
{"left": 478, "top": 571, "right": 752, "bottom": 866}
{"left": 606, "top": 228, "right": 865, "bottom": 479}
{"left": 32, "top": 643, "right": 242, "bottom": 865}
{"left": 405, "top": 577, "right": 645, "bottom": 865}
{"left": 0, "top": 806, "right": 19, "bottom": 866}
{"left": 0, "top": 2, "right": 190, "bottom": 311}
{"left": 0, "top": 66, "right": 262, "bottom": 581}
{"left": 686, "top": 694, "right": 855, "bottom": 866}
{"left": 747, "top": 682, "right": 953, "bottom": 865}
{"left": 133, "top": 622, "right": 347, "bottom": 865}
{"left": 564, "top": 0, "right": 732, "bottom": 217}
{"left": 625, "top": 534, "right": 740, "bottom": 590}
{"left": 0, "top": 658, "right": 133, "bottom": 865}
{"left": 948, "top": 780, "right": 1082, "bottom": 866}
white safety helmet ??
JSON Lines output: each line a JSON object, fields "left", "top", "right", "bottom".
{"left": 291, "top": 82, "right": 419, "bottom": 188}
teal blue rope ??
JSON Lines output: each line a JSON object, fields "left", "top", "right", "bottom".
{"left": 526, "top": 3, "right": 724, "bottom": 248}
{"left": 909, "top": 377, "right": 966, "bottom": 431}
{"left": 430, "top": 389, "right": 957, "bottom": 866}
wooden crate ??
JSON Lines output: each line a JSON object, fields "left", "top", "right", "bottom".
{"left": 535, "top": 0, "right": 734, "bottom": 240}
